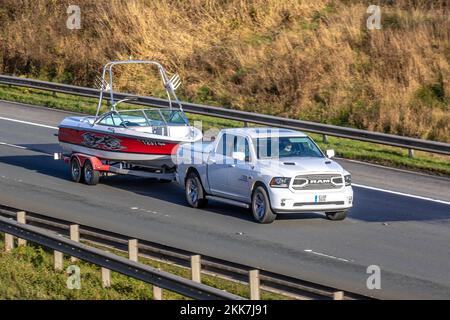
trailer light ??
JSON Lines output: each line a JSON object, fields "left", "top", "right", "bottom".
{"left": 270, "top": 177, "right": 291, "bottom": 188}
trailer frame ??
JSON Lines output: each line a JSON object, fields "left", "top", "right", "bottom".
{"left": 55, "top": 152, "right": 176, "bottom": 185}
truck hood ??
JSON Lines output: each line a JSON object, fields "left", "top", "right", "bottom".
{"left": 257, "top": 157, "right": 346, "bottom": 176}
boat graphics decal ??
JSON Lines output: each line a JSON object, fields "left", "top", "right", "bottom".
{"left": 82, "top": 132, "right": 125, "bottom": 151}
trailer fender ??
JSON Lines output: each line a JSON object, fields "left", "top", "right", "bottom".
{"left": 68, "top": 154, "right": 110, "bottom": 172}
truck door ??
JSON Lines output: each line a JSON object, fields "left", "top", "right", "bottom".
{"left": 226, "top": 135, "right": 253, "bottom": 202}
{"left": 207, "top": 133, "right": 235, "bottom": 197}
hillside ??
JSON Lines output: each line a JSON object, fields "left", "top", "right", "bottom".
{"left": 0, "top": 0, "right": 448, "bottom": 141}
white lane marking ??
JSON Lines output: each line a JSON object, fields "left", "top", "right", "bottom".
{"left": 0, "top": 116, "right": 58, "bottom": 130}
{"left": 0, "top": 141, "right": 53, "bottom": 155}
{"left": 0, "top": 142, "right": 27, "bottom": 149}
{"left": 338, "top": 157, "right": 450, "bottom": 181}
{"left": 304, "top": 249, "right": 351, "bottom": 262}
{"left": 353, "top": 183, "right": 450, "bottom": 205}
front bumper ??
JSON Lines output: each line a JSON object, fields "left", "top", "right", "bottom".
{"left": 268, "top": 186, "right": 353, "bottom": 213}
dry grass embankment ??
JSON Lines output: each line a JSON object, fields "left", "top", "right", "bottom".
{"left": 0, "top": 1, "right": 449, "bottom": 141}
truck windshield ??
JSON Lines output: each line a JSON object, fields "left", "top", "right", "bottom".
{"left": 253, "top": 136, "right": 324, "bottom": 159}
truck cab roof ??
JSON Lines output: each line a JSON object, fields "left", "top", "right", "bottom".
{"left": 220, "top": 127, "right": 307, "bottom": 139}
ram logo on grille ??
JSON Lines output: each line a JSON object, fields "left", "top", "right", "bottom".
{"left": 309, "top": 179, "right": 331, "bottom": 184}
{"left": 292, "top": 174, "right": 343, "bottom": 190}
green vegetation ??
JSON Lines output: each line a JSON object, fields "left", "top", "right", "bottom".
{"left": 1, "top": 84, "right": 448, "bottom": 176}
{"left": 0, "top": 0, "right": 448, "bottom": 142}
{"left": 0, "top": 234, "right": 288, "bottom": 300}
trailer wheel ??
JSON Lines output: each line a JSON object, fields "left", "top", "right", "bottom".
{"left": 185, "top": 172, "right": 207, "bottom": 208}
{"left": 83, "top": 160, "right": 100, "bottom": 186}
{"left": 70, "top": 158, "right": 82, "bottom": 183}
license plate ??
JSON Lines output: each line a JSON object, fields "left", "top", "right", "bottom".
{"left": 315, "top": 195, "right": 327, "bottom": 203}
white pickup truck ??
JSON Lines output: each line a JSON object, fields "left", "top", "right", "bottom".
{"left": 176, "top": 128, "right": 353, "bottom": 223}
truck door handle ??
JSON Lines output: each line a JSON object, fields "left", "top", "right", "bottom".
{"left": 209, "top": 159, "right": 216, "bottom": 164}
{"left": 228, "top": 164, "right": 235, "bottom": 168}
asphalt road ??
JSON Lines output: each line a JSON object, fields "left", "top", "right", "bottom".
{"left": 0, "top": 100, "right": 449, "bottom": 299}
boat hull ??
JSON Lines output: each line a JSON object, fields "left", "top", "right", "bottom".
{"left": 58, "top": 127, "right": 179, "bottom": 168}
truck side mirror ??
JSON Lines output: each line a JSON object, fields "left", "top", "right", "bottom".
{"left": 326, "top": 149, "right": 335, "bottom": 158}
{"left": 232, "top": 151, "right": 246, "bottom": 162}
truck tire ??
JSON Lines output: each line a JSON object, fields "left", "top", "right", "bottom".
{"left": 70, "top": 157, "right": 82, "bottom": 183}
{"left": 251, "top": 186, "right": 277, "bottom": 224}
{"left": 185, "top": 172, "right": 208, "bottom": 208}
{"left": 325, "top": 211, "right": 347, "bottom": 221}
{"left": 83, "top": 160, "right": 100, "bottom": 186}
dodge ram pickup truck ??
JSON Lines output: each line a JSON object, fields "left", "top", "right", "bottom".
{"left": 176, "top": 128, "right": 353, "bottom": 223}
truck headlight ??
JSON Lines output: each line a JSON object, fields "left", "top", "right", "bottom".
{"left": 344, "top": 174, "right": 352, "bottom": 186}
{"left": 269, "top": 177, "right": 291, "bottom": 188}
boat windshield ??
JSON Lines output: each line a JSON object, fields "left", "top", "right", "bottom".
{"left": 116, "top": 109, "right": 188, "bottom": 127}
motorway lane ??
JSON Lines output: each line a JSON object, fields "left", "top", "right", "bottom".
{"left": 0, "top": 100, "right": 450, "bottom": 299}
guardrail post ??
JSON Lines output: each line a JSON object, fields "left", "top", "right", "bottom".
{"left": 243, "top": 121, "right": 248, "bottom": 128}
{"left": 191, "top": 255, "right": 201, "bottom": 283}
{"left": 70, "top": 224, "right": 79, "bottom": 262}
{"left": 4, "top": 233, "right": 14, "bottom": 252}
{"left": 323, "top": 134, "right": 329, "bottom": 144}
{"left": 16, "top": 211, "right": 27, "bottom": 246}
{"left": 249, "top": 269, "right": 260, "bottom": 300}
{"left": 408, "top": 148, "right": 414, "bottom": 158}
{"left": 153, "top": 285, "right": 163, "bottom": 300}
{"left": 54, "top": 251, "right": 63, "bottom": 271}
{"left": 101, "top": 267, "right": 111, "bottom": 288}
{"left": 333, "top": 291, "right": 344, "bottom": 300}
{"left": 128, "top": 239, "right": 138, "bottom": 262}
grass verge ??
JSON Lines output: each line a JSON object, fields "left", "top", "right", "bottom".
{"left": 0, "top": 84, "right": 449, "bottom": 176}
{"left": 0, "top": 234, "right": 288, "bottom": 300}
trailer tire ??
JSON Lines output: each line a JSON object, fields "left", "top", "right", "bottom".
{"left": 70, "top": 157, "right": 82, "bottom": 183}
{"left": 185, "top": 172, "right": 208, "bottom": 208}
{"left": 83, "top": 160, "right": 100, "bottom": 186}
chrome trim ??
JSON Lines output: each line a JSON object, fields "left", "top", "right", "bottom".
{"left": 290, "top": 173, "right": 344, "bottom": 191}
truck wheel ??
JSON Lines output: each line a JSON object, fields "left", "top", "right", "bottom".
{"left": 185, "top": 172, "right": 208, "bottom": 208}
{"left": 326, "top": 211, "right": 347, "bottom": 221}
{"left": 83, "top": 160, "right": 100, "bottom": 186}
{"left": 70, "top": 158, "right": 82, "bottom": 183}
{"left": 251, "top": 186, "right": 277, "bottom": 224}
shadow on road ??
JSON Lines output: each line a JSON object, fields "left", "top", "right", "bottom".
{"left": 350, "top": 186, "right": 450, "bottom": 223}
{"left": 0, "top": 154, "right": 68, "bottom": 180}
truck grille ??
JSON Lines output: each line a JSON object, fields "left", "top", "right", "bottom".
{"left": 291, "top": 174, "right": 343, "bottom": 190}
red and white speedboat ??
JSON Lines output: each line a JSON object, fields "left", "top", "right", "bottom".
{"left": 58, "top": 60, "right": 202, "bottom": 169}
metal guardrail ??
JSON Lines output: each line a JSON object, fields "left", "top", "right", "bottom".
{"left": 0, "top": 75, "right": 449, "bottom": 155}
{"left": 0, "top": 214, "right": 243, "bottom": 300}
{"left": 0, "top": 206, "right": 373, "bottom": 300}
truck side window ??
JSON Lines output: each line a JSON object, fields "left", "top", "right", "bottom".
{"left": 234, "top": 136, "right": 250, "bottom": 162}
{"left": 216, "top": 133, "right": 234, "bottom": 157}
